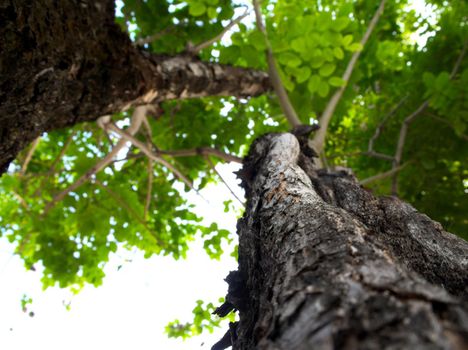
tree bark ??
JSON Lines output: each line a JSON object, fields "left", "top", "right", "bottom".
{"left": 0, "top": 0, "right": 270, "bottom": 173}
{"left": 215, "top": 133, "right": 468, "bottom": 350}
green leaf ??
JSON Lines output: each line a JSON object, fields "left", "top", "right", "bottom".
{"left": 249, "top": 31, "right": 266, "bottom": 50}
{"left": 347, "top": 42, "right": 363, "bottom": 52}
{"left": 291, "top": 37, "right": 307, "bottom": 53}
{"left": 317, "top": 80, "right": 330, "bottom": 97}
{"left": 307, "top": 75, "right": 321, "bottom": 93}
{"left": 319, "top": 63, "right": 336, "bottom": 77}
{"left": 329, "top": 76, "right": 345, "bottom": 87}
{"left": 333, "top": 47, "right": 344, "bottom": 59}
{"left": 278, "top": 52, "right": 302, "bottom": 68}
{"left": 189, "top": 2, "right": 206, "bottom": 17}
{"left": 296, "top": 66, "right": 312, "bottom": 83}
{"left": 342, "top": 34, "right": 353, "bottom": 47}
{"left": 333, "top": 16, "right": 350, "bottom": 31}
{"left": 207, "top": 7, "right": 217, "bottom": 19}
{"left": 309, "top": 54, "right": 325, "bottom": 68}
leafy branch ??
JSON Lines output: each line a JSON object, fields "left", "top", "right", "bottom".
{"left": 312, "top": 0, "right": 386, "bottom": 154}
{"left": 391, "top": 39, "right": 468, "bottom": 195}
{"left": 253, "top": 0, "right": 302, "bottom": 127}
{"left": 42, "top": 106, "right": 147, "bottom": 214}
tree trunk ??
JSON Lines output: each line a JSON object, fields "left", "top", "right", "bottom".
{"left": 215, "top": 133, "right": 468, "bottom": 350}
{"left": 0, "top": 0, "right": 270, "bottom": 173}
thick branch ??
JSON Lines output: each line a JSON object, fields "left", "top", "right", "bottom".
{"left": 0, "top": 1, "right": 271, "bottom": 174}
{"left": 253, "top": 0, "right": 302, "bottom": 127}
{"left": 312, "top": 0, "right": 386, "bottom": 154}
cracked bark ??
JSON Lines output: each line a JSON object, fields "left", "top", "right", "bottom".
{"left": 217, "top": 133, "right": 468, "bottom": 350}
{"left": 0, "top": 0, "right": 270, "bottom": 173}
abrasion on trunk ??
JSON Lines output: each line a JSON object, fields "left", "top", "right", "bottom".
{"left": 213, "top": 133, "right": 468, "bottom": 350}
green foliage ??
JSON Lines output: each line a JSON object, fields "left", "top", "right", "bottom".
{"left": 165, "top": 298, "right": 235, "bottom": 339}
{"left": 1, "top": 0, "right": 467, "bottom": 340}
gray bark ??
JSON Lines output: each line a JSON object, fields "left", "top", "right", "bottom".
{"left": 215, "top": 133, "right": 468, "bottom": 350}
{"left": 0, "top": 0, "right": 270, "bottom": 173}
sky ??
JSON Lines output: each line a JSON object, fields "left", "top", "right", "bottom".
{"left": 0, "top": 163, "right": 242, "bottom": 350}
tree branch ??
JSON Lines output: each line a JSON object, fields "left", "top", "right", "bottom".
{"left": 253, "top": 0, "right": 302, "bottom": 127}
{"left": 426, "top": 112, "right": 468, "bottom": 141}
{"left": 19, "top": 137, "right": 41, "bottom": 175}
{"left": 142, "top": 116, "right": 154, "bottom": 221}
{"left": 188, "top": 11, "right": 249, "bottom": 55}
{"left": 158, "top": 147, "right": 243, "bottom": 164}
{"left": 104, "top": 122, "right": 197, "bottom": 193}
{"left": 43, "top": 107, "right": 147, "bottom": 214}
{"left": 134, "top": 26, "right": 175, "bottom": 46}
{"left": 312, "top": 0, "right": 386, "bottom": 154}
{"left": 368, "top": 95, "right": 408, "bottom": 156}
{"left": 391, "top": 40, "right": 467, "bottom": 195}
{"left": 205, "top": 155, "right": 245, "bottom": 207}
{"left": 360, "top": 162, "right": 408, "bottom": 186}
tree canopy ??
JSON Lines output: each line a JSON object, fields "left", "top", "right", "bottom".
{"left": 1, "top": 0, "right": 467, "bottom": 340}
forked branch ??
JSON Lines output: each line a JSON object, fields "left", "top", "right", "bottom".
{"left": 104, "top": 122, "right": 196, "bottom": 192}
{"left": 391, "top": 40, "right": 467, "bottom": 195}
{"left": 43, "top": 106, "right": 147, "bottom": 214}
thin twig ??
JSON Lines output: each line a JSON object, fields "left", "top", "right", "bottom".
{"left": 450, "top": 39, "right": 468, "bottom": 79}
{"left": 391, "top": 40, "right": 467, "bottom": 195}
{"left": 360, "top": 162, "right": 408, "bottom": 186}
{"left": 158, "top": 147, "right": 243, "bottom": 163}
{"left": 48, "top": 131, "right": 77, "bottom": 175}
{"left": 363, "top": 151, "right": 394, "bottom": 161}
{"left": 426, "top": 112, "right": 468, "bottom": 141}
{"left": 142, "top": 116, "right": 154, "bottom": 220}
{"left": 43, "top": 107, "right": 147, "bottom": 215}
{"left": 253, "top": 0, "right": 302, "bottom": 127}
{"left": 368, "top": 96, "right": 408, "bottom": 155}
{"left": 94, "top": 179, "right": 164, "bottom": 247}
{"left": 188, "top": 11, "right": 249, "bottom": 55}
{"left": 205, "top": 155, "right": 245, "bottom": 207}
{"left": 105, "top": 122, "right": 196, "bottom": 193}
{"left": 20, "top": 137, "right": 41, "bottom": 175}
{"left": 134, "top": 26, "right": 175, "bottom": 46}
{"left": 312, "top": 0, "right": 386, "bottom": 154}
{"left": 12, "top": 191, "right": 29, "bottom": 210}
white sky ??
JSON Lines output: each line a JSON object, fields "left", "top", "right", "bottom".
{"left": 0, "top": 163, "right": 243, "bottom": 350}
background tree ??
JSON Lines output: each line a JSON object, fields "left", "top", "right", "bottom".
{"left": 1, "top": 0, "right": 467, "bottom": 348}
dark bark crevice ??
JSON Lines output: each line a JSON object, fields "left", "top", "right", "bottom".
{"left": 0, "top": 0, "right": 271, "bottom": 173}
{"left": 218, "top": 133, "right": 468, "bottom": 350}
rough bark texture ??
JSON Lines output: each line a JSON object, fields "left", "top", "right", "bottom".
{"left": 216, "top": 133, "right": 468, "bottom": 350}
{"left": 0, "top": 0, "right": 270, "bottom": 173}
